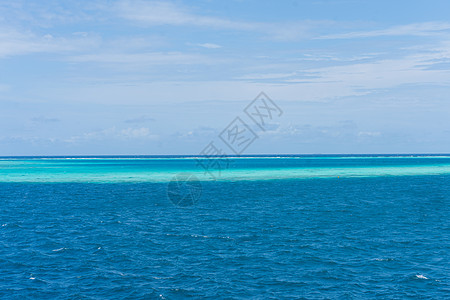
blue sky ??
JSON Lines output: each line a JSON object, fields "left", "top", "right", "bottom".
{"left": 1, "top": 0, "right": 450, "bottom": 155}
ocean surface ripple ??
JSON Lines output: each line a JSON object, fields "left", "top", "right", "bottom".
{"left": 0, "top": 156, "right": 449, "bottom": 299}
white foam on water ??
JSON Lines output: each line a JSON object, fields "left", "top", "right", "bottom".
{"left": 373, "top": 258, "right": 395, "bottom": 262}
{"left": 52, "top": 248, "right": 67, "bottom": 252}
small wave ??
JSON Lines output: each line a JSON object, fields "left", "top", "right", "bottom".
{"left": 190, "top": 234, "right": 211, "bottom": 239}
{"left": 372, "top": 258, "right": 395, "bottom": 262}
{"left": 52, "top": 247, "right": 67, "bottom": 252}
{"left": 189, "top": 234, "right": 235, "bottom": 240}
{"left": 153, "top": 276, "right": 174, "bottom": 280}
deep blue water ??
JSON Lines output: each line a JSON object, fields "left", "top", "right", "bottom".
{"left": 0, "top": 156, "right": 449, "bottom": 299}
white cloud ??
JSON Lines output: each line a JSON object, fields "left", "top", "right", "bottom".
{"left": 358, "top": 131, "right": 381, "bottom": 137}
{"left": 284, "top": 50, "right": 450, "bottom": 88}
{"left": 69, "top": 51, "right": 215, "bottom": 65}
{"left": 31, "top": 116, "right": 60, "bottom": 123}
{"left": 115, "top": 0, "right": 255, "bottom": 30}
{"left": 119, "top": 127, "right": 154, "bottom": 138}
{"left": 236, "top": 72, "right": 298, "bottom": 80}
{"left": 124, "top": 115, "right": 155, "bottom": 124}
{"left": 197, "top": 43, "right": 222, "bottom": 49}
{"left": 114, "top": 0, "right": 324, "bottom": 41}
{"left": 319, "top": 21, "right": 450, "bottom": 39}
{"left": 0, "top": 25, "right": 98, "bottom": 58}
{"left": 235, "top": 40, "right": 450, "bottom": 100}
{"left": 65, "top": 127, "right": 159, "bottom": 143}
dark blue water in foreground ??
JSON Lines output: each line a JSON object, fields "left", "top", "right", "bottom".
{"left": 0, "top": 156, "right": 449, "bottom": 299}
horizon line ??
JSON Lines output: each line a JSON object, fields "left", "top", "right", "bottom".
{"left": 1, "top": 153, "right": 450, "bottom": 158}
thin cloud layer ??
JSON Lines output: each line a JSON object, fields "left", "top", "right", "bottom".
{"left": 1, "top": 0, "right": 450, "bottom": 155}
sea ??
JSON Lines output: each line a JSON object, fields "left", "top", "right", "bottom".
{"left": 0, "top": 155, "right": 449, "bottom": 299}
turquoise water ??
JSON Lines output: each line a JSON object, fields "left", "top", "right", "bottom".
{"left": 2, "top": 155, "right": 450, "bottom": 183}
{"left": 0, "top": 155, "right": 449, "bottom": 298}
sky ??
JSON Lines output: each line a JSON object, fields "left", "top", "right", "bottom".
{"left": 1, "top": 0, "right": 450, "bottom": 155}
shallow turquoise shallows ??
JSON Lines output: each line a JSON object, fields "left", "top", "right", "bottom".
{"left": 0, "top": 155, "right": 449, "bottom": 298}
{"left": 2, "top": 155, "right": 450, "bottom": 183}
